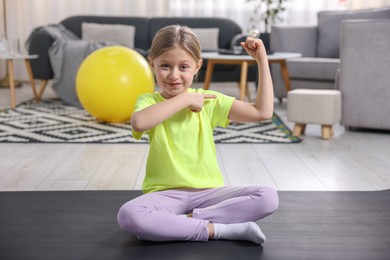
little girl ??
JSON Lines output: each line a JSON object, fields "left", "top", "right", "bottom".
{"left": 117, "top": 25, "right": 279, "bottom": 244}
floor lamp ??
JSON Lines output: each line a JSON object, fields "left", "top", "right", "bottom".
{"left": 0, "top": 0, "right": 22, "bottom": 88}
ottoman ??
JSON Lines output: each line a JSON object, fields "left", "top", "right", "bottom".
{"left": 287, "top": 89, "right": 342, "bottom": 139}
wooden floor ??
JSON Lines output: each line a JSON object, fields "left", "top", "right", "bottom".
{"left": 1, "top": 81, "right": 390, "bottom": 191}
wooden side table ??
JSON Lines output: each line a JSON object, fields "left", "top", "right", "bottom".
{"left": 0, "top": 54, "right": 39, "bottom": 108}
{"left": 201, "top": 52, "right": 302, "bottom": 101}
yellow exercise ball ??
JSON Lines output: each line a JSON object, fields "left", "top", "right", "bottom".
{"left": 76, "top": 46, "right": 154, "bottom": 123}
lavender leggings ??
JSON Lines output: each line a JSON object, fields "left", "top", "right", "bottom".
{"left": 117, "top": 186, "right": 279, "bottom": 242}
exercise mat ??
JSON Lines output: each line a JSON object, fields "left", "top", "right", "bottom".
{"left": 0, "top": 190, "right": 389, "bottom": 260}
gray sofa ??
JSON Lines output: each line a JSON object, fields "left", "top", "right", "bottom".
{"left": 270, "top": 7, "right": 390, "bottom": 100}
{"left": 337, "top": 19, "right": 390, "bottom": 130}
{"left": 27, "top": 16, "right": 256, "bottom": 92}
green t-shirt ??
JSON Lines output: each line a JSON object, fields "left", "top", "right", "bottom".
{"left": 132, "top": 88, "right": 235, "bottom": 193}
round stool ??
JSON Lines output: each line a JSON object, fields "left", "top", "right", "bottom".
{"left": 287, "top": 89, "right": 342, "bottom": 140}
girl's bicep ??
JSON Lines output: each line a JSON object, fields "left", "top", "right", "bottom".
{"left": 228, "top": 100, "right": 263, "bottom": 122}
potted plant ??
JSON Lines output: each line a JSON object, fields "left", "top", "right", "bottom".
{"left": 246, "top": 0, "right": 288, "bottom": 53}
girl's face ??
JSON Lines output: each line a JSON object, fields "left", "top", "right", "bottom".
{"left": 150, "top": 46, "right": 202, "bottom": 99}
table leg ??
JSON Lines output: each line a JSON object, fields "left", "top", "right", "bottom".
{"left": 24, "top": 59, "right": 39, "bottom": 100}
{"left": 6, "top": 59, "right": 16, "bottom": 109}
{"left": 203, "top": 60, "right": 214, "bottom": 90}
{"left": 239, "top": 61, "right": 248, "bottom": 101}
{"left": 279, "top": 60, "right": 292, "bottom": 92}
{"left": 321, "top": 125, "right": 333, "bottom": 140}
{"left": 246, "top": 83, "right": 252, "bottom": 101}
{"left": 235, "top": 83, "right": 252, "bottom": 102}
{"left": 37, "top": 80, "right": 48, "bottom": 100}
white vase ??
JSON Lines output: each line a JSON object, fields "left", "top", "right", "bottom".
{"left": 0, "top": 34, "right": 9, "bottom": 54}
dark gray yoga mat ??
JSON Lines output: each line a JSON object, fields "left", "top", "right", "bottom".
{"left": 0, "top": 190, "right": 389, "bottom": 260}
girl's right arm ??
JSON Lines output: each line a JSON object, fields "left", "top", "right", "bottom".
{"left": 130, "top": 92, "right": 216, "bottom": 132}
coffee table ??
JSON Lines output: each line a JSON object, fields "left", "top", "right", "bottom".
{"left": 201, "top": 52, "right": 301, "bottom": 100}
{"left": 0, "top": 53, "right": 39, "bottom": 108}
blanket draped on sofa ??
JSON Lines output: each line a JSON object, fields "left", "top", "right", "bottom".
{"left": 26, "top": 24, "right": 112, "bottom": 107}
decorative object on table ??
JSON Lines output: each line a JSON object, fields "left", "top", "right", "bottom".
{"left": 0, "top": 34, "right": 22, "bottom": 88}
{"left": 0, "top": 53, "right": 39, "bottom": 109}
{"left": 0, "top": 33, "right": 8, "bottom": 54}
{"left": 228, "top": 32, "right": 274, "bottom": 55}
{"left": 0, "top": 0, "right": 22, "bottom": 89}
{"left": 218, "top": 45, "right": 248, "bottom": 55}
{"left": 0, "top": 99, "right": 301, "bottom": 144}
{"left": 245, "top": 0, "right": 288, "bottom": 53}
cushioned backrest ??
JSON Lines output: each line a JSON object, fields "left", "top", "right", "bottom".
{"left": 317, "top": 7, "right": 390, "bottom": 58}
{"left": 271, "top": 25, "right": 317, "bottom": 57}
{"left": 339, "top": 19, "right": 390, "bottom": 129}
{"left": 60, "top": 16, "right": 149, "bottom": 50}
{"left": 148, "top": 18, "right": 242, "bottom": 50}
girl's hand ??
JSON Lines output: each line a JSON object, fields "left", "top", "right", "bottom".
{"left": 240, "top": 37, "right": 268, "bottom": 62}
{"left": 186, "top": 93, "right": 216, "bottom": 112}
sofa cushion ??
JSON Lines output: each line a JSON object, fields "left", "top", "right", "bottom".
{"left": 271, "top": 25, "right": 317, "bottom": 57}
{"left": 287, "top": 57, "right": 340, "bottom": 81}
{"left": 81, "top": 22, "right": 135, "bottom": 48}
{"left": 192, "top": 28, "right": 219, "bottom": 51}
{"left": 317, "top": 7, "right": 390, "bottom": 58}
{"left": 61, "top": 16, "right": 149, "bottom": 50}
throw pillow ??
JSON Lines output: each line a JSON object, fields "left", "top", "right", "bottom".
{"left": 192, "top": 28, "right": 219, "bottom": 51}
{"left": 81, "top": 22, "right": 136, "bottom": 49}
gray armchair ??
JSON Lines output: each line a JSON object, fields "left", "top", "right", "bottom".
{"left": 337, "top": 19, "right": 390, "bottom": 130}
{"left": 270, "top": 7, "right": 390, "bottom": 101}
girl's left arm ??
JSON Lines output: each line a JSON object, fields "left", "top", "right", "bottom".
{"left": 228, "top": 37, "right": 274, "bottom": 122}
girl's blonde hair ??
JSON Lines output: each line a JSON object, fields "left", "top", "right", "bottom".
{"left": 149, "top": 25, "right": 202, "bottom": 63}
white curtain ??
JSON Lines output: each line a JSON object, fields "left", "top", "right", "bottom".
{"left": 284, "top": 0, "right": 344, "bottom": 25}
{"left": 169, "top": 0, "right": 251, "bottom": 29}
{"left": 169, "top": 0, "right": 390, "bottom": 28}
{"left": 4, "top": 0, "right": 171, "bottom": 53}
{"left": 347, "top": 0, "right": 390, "bottom": 9}
{"left": 1, "top": 0, "right": 389, "bottom": 80}
{"left": 285, "top": 0, "right": 390, "bottom": 25}
{"left": 1, "top": 0, "right": 170, "bottom": 79}
{"left": 169, "top": 0, "right": 348, "bottom": 30}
